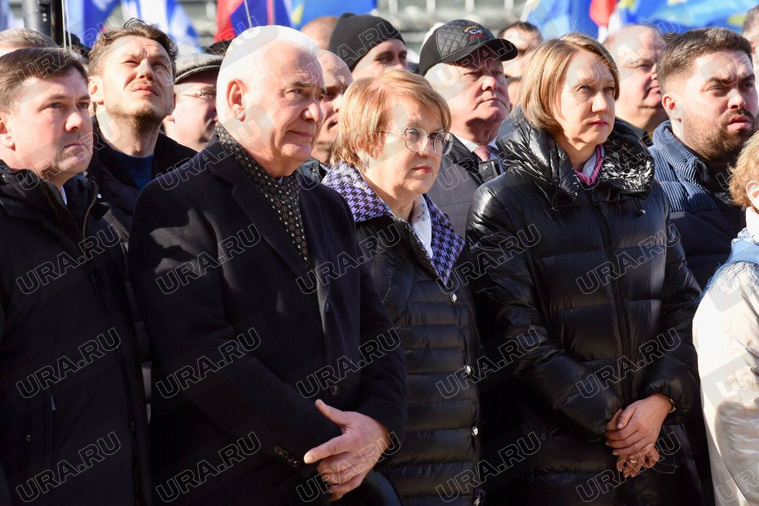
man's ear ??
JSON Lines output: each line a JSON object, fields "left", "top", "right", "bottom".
{"left": 0, "top": 112, "right": 15, "bottom": 150}
{"left": 88, "top": 75, "right": 105, "bottom": 106}
{"left": 226, "top": 79, "right": 245, "bottom": 120}
{"left": 661, "top": 92, "right": 681, "bottom": 122}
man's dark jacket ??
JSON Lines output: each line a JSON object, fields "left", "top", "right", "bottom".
{"left": 85, "top": 116, "right": 196, "bottom": 242}
{"left": 467, "top": 111, "right": 705, "bottom": 505}
{"left": 426, "top": 136, "right": 499, "bottom": 237}
{"left": 650, "top": 121, "right": 745, "bottom": 289}
{"left": 85, "top": 116, "right": 196, "bottom": 390}
{"left": 128, "top": 138, "right": 408, "bottom": 505}
{"left": 0, "top": 167, "right": 150, "bottom": 505}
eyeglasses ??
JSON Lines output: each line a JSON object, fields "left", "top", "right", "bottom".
{"left": 380, "top": 126, "right": 454, "bottom": 156}
{"left": 178, "top": 88, "right": 217, "bottom": 102}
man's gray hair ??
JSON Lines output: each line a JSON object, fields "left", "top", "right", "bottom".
{"left": 217, "top": 26, "right": 319, "bottom": 121}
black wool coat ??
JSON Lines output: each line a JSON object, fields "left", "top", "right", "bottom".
{"left": 128, "top": 138, "right": 408, "bottom": 505}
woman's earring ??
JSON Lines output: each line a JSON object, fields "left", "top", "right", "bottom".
{"left": 361, "top": 159, "right": 369, "bottom": 173}
{"left": 235, "top": 109, "right": 245, "bottom": 121}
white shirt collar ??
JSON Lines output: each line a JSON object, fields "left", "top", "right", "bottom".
{"left": 457, "top": 135, "right": 498, "bottom": 157}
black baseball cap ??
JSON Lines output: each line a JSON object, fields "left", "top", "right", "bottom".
{"left": 419, "top": 20, "right": 517, "bottom": 76}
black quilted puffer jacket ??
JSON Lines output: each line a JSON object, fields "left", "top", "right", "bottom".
{"left": 466, "top": 109, "right": 706, "bottom": 505}
{"left": 323, "top": 164, "right": 482, "bottom": 506}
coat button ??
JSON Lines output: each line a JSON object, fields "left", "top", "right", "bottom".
{"left": 25, "top": 434, "right": 31, "bottom": 442}
{"left": 464, "top": 365, "right": 473, "bottom": 376}
{"left": 324, "top": 302, "right": 331, "bottom": 313}
{"left": 450, "top": 292, "right": 458, "bottom": 303}
{"left": 471, "top": 426, "right": 479, "bottom": 437}
{"left": 274, "top": 446, "right": 286, "bottom": 457}
{"left": 330, "top": 385, "right": 340, "bottom": 396}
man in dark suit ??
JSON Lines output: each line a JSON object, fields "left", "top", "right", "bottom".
{"left": 129, "top": 26, "right": 407, "bottom": 505}
{"left": 420, "top": 20, "right": 516, "bottom": 235}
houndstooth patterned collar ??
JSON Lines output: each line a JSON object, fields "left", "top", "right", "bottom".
{"left": 323, "top": 162, "right": 464, "bottom": 282}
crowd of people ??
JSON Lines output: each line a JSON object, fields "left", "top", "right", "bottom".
{"left": 0, "top": 5, "right": 758, "bottom": 506}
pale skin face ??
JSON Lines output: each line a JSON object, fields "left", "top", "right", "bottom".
{"left": 611, "top": 27, "right": 667, "bottom": 135}
{"left": 224, "top": 44, "right": 325, "bottom": 178}
{"left": 312, "top": 51, "right": 353, "bottom": 164}
{"left": 747, "top": 180, "right": 759, "bottom": 210}
{"left": 89, "top": 36, "right": 175, "bottom": 126}
{"left": 553, "top": 50, "right": 616, "bottom": 170}
{"left": 501, "top": 27, "right": 542, "bottom": 78}
{"left": 428, "top": 47, "right": 509, "bottom": 145}
{"left": 364, "top": 97, "right": 445, "bottom": 221}
{"left": 351, "top": 39, "right": 408, "bottom": 81}
{"left": 163, "top": 70, "right": 219, "bottom": 151}
{"left": 0, "top": 71, "right": 93, "bottom": 189}
{"left": 663, "top": 50, "right": 757, "bottom": 169}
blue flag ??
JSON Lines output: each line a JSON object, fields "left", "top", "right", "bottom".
{"left": 121, "top": 0, "right": 199, "bottom": 51}
{"left": 290, "top": 0, "right": 376, "bottom": 29}
{"left": 618, "top": 0, "right": 757, "bottom": 33}
{"left": 526, "top": 0, "right": 599, "bottom": 39}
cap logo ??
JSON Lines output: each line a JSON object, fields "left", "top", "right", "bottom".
{"left": 464, "top": 25, "right": 486, "bottom": 40}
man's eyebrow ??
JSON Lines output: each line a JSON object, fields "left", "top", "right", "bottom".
{"left": 121, "top": 51, "right": 170, "bottom": 63}
{"left": 705, "top": 71, "right": 754, "bottom": 85}
{"left": 44, "top": 93, "right": 90, "bottom": 102}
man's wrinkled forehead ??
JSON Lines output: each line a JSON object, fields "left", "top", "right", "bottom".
{"left": 18, "top": 72, "right": 88, "bottom": 105}
{"left": 317, "top": 53, "right": 350, "bottom": 81}
{"left": 107, "top": 35, "right": 169, "bottom": 60}
{"left": 503, "top": 28, "right": 541, "bottom": 50}
{"left": 290, "top": 58, "right": 324, "bottom": 87}
{"left": 616, "top": 29, "right": 665, "bottom": 64}
{"left": 694, "top": 51, "right": 754, "bottom": 84}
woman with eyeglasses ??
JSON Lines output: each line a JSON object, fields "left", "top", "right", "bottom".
{"left": 323, "top": 69, "right": 483, "bottom": 506}
{"left": 467, "top": 34, "right": 705, "bottom": 504}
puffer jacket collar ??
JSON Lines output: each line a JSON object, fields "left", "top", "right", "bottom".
{"left": 497, "top": 107, "right": 655, "bottom": 205}
{"left": 323, "top": 162, "right": 464, "bottom": 282}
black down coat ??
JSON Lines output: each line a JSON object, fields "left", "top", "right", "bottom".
{"left": 0, "top": 167, "right": 150, "bottom": 505}
{"left": 323, "top": 164, "right": 482, "bottom": 506}
{"left": 466, "top": 110, "right": 705, "bottom": 505}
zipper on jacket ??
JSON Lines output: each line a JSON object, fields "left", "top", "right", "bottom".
{"left": 82, "top": 182, "right": 144, "bottom": 502}
{"left": 588, "top": 190, "right": 633, "bottom": 405}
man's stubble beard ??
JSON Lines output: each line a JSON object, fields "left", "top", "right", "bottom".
{"left": 682, "top": 109, "right": 756, "bottom": 166}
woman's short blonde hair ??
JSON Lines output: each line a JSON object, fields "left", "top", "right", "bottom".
{"left": 520, "top": 32, "right": 619, "bottom": 134}
{"left": 729, "top": 131, "right": 759, "bottom": 210}
{"left": 330, "top": 68, "right": 451, "bottom": 168}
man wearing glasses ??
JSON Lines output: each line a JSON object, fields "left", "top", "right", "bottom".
{"left": 164, "top": 53, "right": 223, "bottom": 152}
{"left": 604, "top": 25, "right": 667, "bottom": 145}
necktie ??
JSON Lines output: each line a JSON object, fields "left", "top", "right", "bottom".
{"left": 474, "top": 144, "right": 493, "bottom": 162}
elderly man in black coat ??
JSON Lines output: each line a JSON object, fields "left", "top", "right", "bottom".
{"left": 0, "top": 48, "right": 150, "bottom": 505}
{"left": 129, "top": 26, "right": 407, "bottom": 505}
